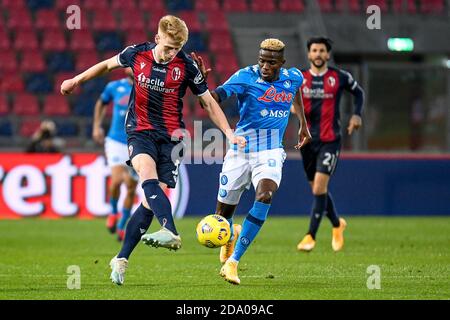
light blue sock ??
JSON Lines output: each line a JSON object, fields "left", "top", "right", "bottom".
{"left": 226, "top": 218, "right": 234, "bottom": 240}
{"left": 110, "top": 198, "right": 118, "bottom": 215}
{"left": 231, "top": 201, "right": 270, "bottom": 262}
{"left": 117, "top": 208, "right": 131, "bottom": 230}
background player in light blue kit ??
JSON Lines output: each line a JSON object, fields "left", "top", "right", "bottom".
{"left": 92, "top": 68, "right": 138, "bottom": 242}
{"left": 196, "top": 38, "right": 311, "bottom": 285}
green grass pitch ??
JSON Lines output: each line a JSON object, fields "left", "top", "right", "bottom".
{"left": 0, "top": 216, "right": 449, "bottom": 300}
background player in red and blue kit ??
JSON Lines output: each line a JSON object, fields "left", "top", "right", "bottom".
{"left": 92, "top": 68, "right": 138, "bottom": 242}
{"left": 61, "top": 15, "right": 246, "bottom": 285}
{"left": 296, "top": 37, "right": 364, "bottom": 252}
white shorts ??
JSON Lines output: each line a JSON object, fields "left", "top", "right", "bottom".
{"left": 217, "top": 148, "right": 286, "bottom": 205}
{"left": 105, "top": 138, "right": 139, "bottom": 180}
{"left": 104, "top": 137, "right": 129, "bottom": 168}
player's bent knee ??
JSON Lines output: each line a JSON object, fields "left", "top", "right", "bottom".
{"left": 255, "top": 190, "right": 273, "bottom": 204}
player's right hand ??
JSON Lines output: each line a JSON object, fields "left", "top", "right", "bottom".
{"left": 60, "top": 78, "right": 78, "bottom": 95}
{"left": 92, "top": 127, "right": 105, "bottom": 145}
{"left": 191, "top": 52, "right": 211, "bottom": 79}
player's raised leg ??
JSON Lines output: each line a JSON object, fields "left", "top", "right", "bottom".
{"left": 221, "top": 179, "right": 277, "bottom": 285}
{"left": 134, "top": 153, "right": 181, "bottom": 250}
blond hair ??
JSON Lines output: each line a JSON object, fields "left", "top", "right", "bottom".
{"left": 260, "top": 38, "right": 285, "bottom": 52}
{"left": 158, "top": 15, "right": 189, "bottom": 45}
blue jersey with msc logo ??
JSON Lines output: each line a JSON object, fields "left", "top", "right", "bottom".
{"left": 215, "top": 65, "right": 304, "bottom": 152}
{"left": 100, "top": 78, "right": 132, "bottom": 144}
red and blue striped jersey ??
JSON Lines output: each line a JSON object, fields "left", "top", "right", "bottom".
{"left": 301, "top": 67, "right": 364, "bottom": 142}
{"left": 117, "top": 42, "right": 208, "bottom": 138}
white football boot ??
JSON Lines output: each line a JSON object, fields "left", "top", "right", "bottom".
{"left": 109, "top": 256, "right": 128, "bottom": 285}
{"left": 141, "top": 227, "right": 181, "bottom": 251}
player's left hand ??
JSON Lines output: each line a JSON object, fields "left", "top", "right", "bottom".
{"left": 191, "top": 52, "right": 211, "bottom": 79}
{"left": 347, "top": 115, "right": 362, "bottom": 135}
{"left": 295, "top": 126, "right": 312, "bottom": 150}
{"left": 230, "top": 135, "right": 247, "bottom": 148}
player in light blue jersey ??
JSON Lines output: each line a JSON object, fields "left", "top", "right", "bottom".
{"left": 92, "top": 68, "right": 138, "bottom": 241}
{"left": 194, "top": 39, "right": 311, "bottom": 285}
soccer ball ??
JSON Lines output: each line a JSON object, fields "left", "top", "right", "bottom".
{"left": 196, "top": 214, "right": 231, "bottom": 248}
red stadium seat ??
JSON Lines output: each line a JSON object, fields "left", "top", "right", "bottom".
{"left": 420, "top": 0, "right": 444, "bottom": 14}
{"left": 55, "top": 0, "right": 81, "bottom": 10}
{"left": 75, "top": 52, "right": 99, "bottom": 72}
{"left": 43, "top": 94, "right": 71, "bottom": 116}
{"left": 0, "top": 95, "right": 9, "bottom": 115}
{"left": 83, "top": 0, "right": 109, "bottom": 10}
{"left": 195, "top": 0, "right": 220, "bottom": 12}
{"left": 223, "top": 0, "right": 249, "bottom": 12}
{"left": 0, "top": 30, "right": 11, "bottom": 50}
{"left": 19, "top": 119, "right": 41, "bottom": 137}
{"left": 0, "top": 51, "right": 18, "bottom": 72}
{"left": 125, "top": 30, "right": 150, "bottom": 46}
{"left": 12, "top": 94, "right": 40, "bottom": 116}
{"left": 138, "top": 0, "right": 166, "bottom": 11}
{"left": 7, "top": 9, "right": 33, "bottom": 30}
{"left": 348, "top": 0, "right": 362, "bottom": 13}
{"left": 2, "top": 0, "right": 26, "bottom": 9}
{"left": 279, "top": 0, "right": 305, "bottom": 13}
{"left": 35, "top": 9, "right": 61, "bottom": 30}
{"left": 214, "top": 53, "right": 239, "bottom": 77}
{"left": 41, "top": 30, "right": 67, "bottom": 51}
{"left": 91, "top": 11, "right": 118, "bottom": 31}
{"left": 0, "top": 71, "right": 24, "bottom": 93}
{"left": 13, "top": 30, "right": 39, "bottom": 50}
{"left": 318, "top": 0, "right": 334, "bottom": 12}
{"left": 119, "top": 9, "right": 146, "bottom": 32}
{"left": 69, "top": 31, "right": 95, "bottom": 51}
{"left": 208, "top": 31, "right": 234, "bottom": 54}
{"left": 111, "top": 0, "right": 137, "bottom": 10}
{"left": 365, "top": 0, "right": 388, "bottom": 13}
{"left": 177, "top": 11, "right": 202, "bottom": 33}
{"left": 204, "top": 10, "right": 229, "bottom": 32}
{"left": 19, "top": 51, "right": 46, "bottom": 72}
{"left": 251, "top": 0, "right": 276, "bottom": 13}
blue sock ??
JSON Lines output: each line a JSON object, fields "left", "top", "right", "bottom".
{"left": 117, "top": 207, "right": 131, "bottom": 230}
{"left": 231, "top": 201, "right": 270, "bottom": 262}
{"left": 110, "top": 197, "right": 118, "bottom": 215}
{"left": 226, "top": 218, "right": 234, "bottom": 240}
{"left": 141, "top": 179, "right": 178, "bottom": 235}
{"left": 326, "top": 192, "right": 340, "bottom": 227}
{"left": 307, "top": 194, "right": 328, "bottom": 239}
{"left": 117, "top": 204, "right": 154, "bottom": 259}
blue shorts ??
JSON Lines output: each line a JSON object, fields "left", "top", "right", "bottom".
{"left": 300, "top": 139, "right": 341, "bottom": 181}
{"left": 126, "top": 130, "right": 184, "bottom": 188}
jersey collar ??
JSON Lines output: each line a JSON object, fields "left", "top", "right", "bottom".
{"left": 309, "top": 68, "right": 328, "bottom": 77}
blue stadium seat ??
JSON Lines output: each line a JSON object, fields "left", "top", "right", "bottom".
{"left": 46, "top": 52, "right": 75, "bottom": 72}
{"left": 25, "top": 73, "right": 52, "bottom": 93}
{"left": 183, "top": 32, "right": 206, "bottom": 53}
{"left": 166, "top": 0, "right": 193, "bottom": 11}
{"left": 0, "top": 120, "right": 13, "bottom": 137}
{"left": 81, "top": 78, "right": 107, "bottom": 95}
{"left": 74, "top": 94, "right": 96, "bottom": 116}
{"left": 27, "top": 0, "right": 54, "bottom": 10}
{"left": 55, "top": 120, "right": 78, "bottom": 137}
{"left": 95, "top": 32, "right": 123, "bottom": 52}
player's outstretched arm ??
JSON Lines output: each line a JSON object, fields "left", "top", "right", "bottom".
{"left": 92, "top": 99, "right": 107, "bottom": 145}
{"left": 191, "top": 52, "right": 211, "bottom": 80}
{"left": 60, "top": 56, "right": 121, "bottom": 95}
{"left": 292, "top": 90, "right": 312, "bottom": 149}
{"left": 198, "top": 91, "right": 246, "bottom": 148}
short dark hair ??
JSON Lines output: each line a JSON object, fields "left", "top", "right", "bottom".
{"left": 307, "top": 37, "right": 333, "bottom": 52}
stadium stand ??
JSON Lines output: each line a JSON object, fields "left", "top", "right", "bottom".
{"left": 0, "top": 0, "right": 448, "bottom": 151}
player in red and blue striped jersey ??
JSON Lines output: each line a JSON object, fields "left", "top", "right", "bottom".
{"left": 61, "top": 15, "right": 246, "bottom": 285}
{"left": 297, "top": 37, "right": 365, "bottom": 252}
